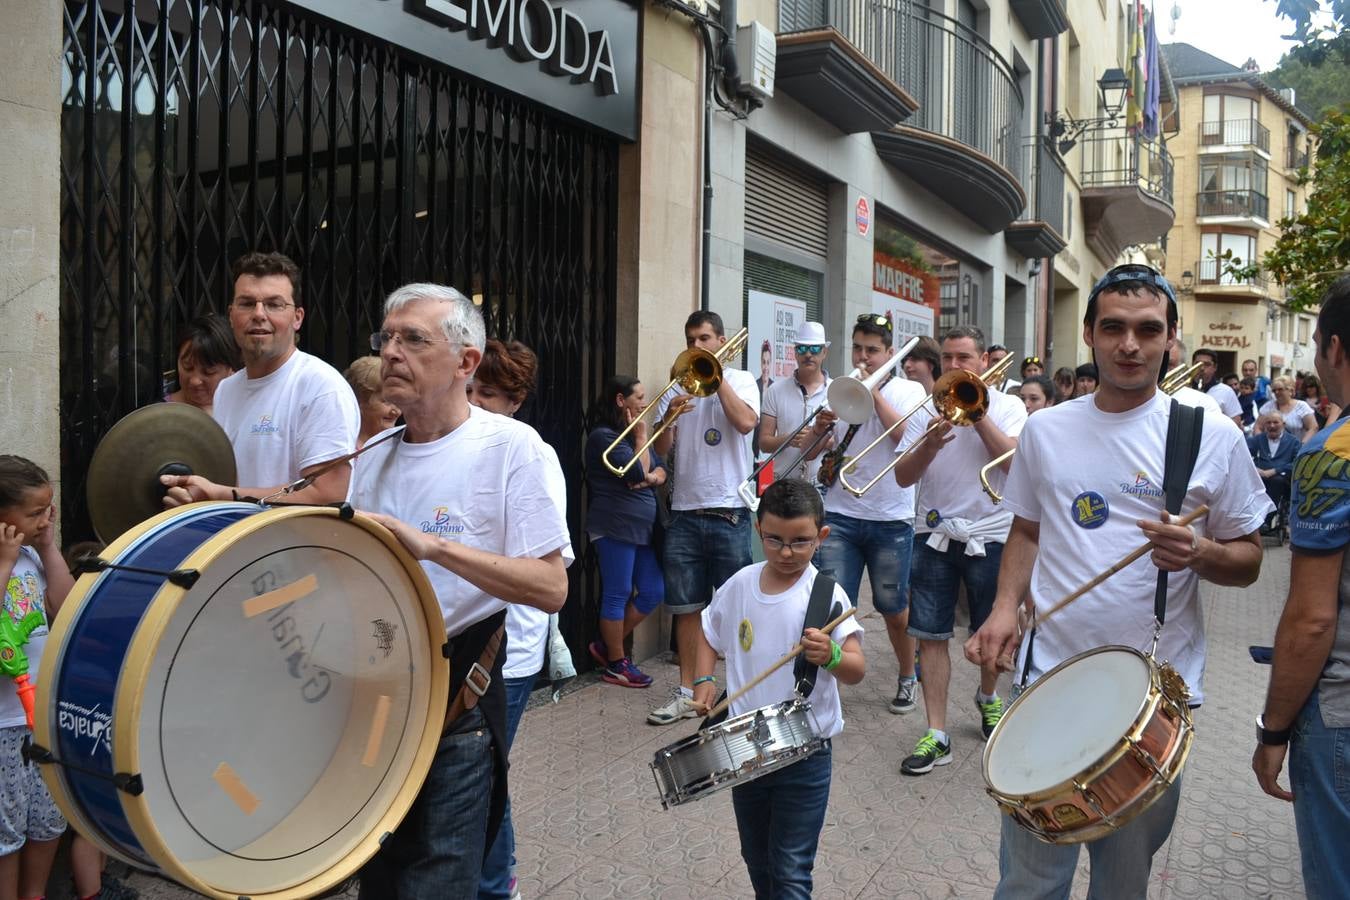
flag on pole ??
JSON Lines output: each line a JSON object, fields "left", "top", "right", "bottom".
{"left": 1143, "top": 5, "right": 1161, "bottom": 138}
{"left": 1126, "top": 0, "right": 1146, "bottom": 133}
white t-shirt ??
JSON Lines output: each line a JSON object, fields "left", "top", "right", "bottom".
{"left": 1259, "top": 398, "right": 1317, "bottom": 442}
{"left": 1207, "top": 382, "right": 1242, "bottom": 419}
{"left": 213, "top": 350, "right": 360, "bottom": 488}
{"left": 761, "top": 374, "right": 830, "bottom": 482}
{"left": 658, "top": 368, "right": 760, "bottom": 510}
{"left": 902, "top": 387, "right": 1027, "bottom": 539}
{"left": 1172, "top": 386, "right": 1222, "bottom": 417}
{"left": 1002, "top": 392, "right": 1272, "bottom": 704}
{"left": 347, "top": 408, "right": 573, "bottom": 638}
{"left": 701, "top": 562, "right": 863, "bottom": 739}
{"left": 503, "top": 442, "right": 574, "bottom": 678}
{"left": 2, "top": 547, "right": 50, "bottom": 729}
{"left": 824, "top": 375, "right": 927, "bottom": 522}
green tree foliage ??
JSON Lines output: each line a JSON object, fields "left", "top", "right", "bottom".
{"left": 1267, "top": 51, "right": 1350, "bottom": 117}
{"left": 1267, "top": 0, "right": 1349, "bottom": 66}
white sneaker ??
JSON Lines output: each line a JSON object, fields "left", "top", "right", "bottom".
{"left": 647, "top": 689, "right": 701, "bottom": 725}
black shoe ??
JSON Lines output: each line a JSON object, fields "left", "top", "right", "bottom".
{"left": 900, "top": 731, "right": 952, "bottom": 775}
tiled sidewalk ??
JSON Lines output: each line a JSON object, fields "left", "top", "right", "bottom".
{"left": 113, "top": 543, "right": 1302, "bottom": 898}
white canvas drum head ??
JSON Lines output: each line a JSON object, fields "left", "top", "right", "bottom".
{"left": 125, "top": 510, "right": 440, "bottom": 896}
{"left": 986, "top": 649, "right": 1152, "bottom": 796}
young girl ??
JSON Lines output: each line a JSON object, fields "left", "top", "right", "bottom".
{"left": 0, "top": 456, "right": 73, "bottom": 900}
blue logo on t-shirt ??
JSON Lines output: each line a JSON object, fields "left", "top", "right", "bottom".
{"left": 704, "top": 428, "right": 722, "bottom": 446}
{"left": 925, "top": 509, "right": 941, "bottom": 528}
{"left": 1071, "top": 491, "right": 1109, "bottom": 529}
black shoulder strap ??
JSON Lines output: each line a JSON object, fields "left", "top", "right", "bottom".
{"left": 793, "top": 574, "right": 842, "bottom": 698}
{"left": 1155, "top": 400, "right": 1204, "bottom": 626}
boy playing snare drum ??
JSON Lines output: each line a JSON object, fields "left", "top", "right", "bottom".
{"left": 691, "top": 478, "right": 864, "bottom": 898}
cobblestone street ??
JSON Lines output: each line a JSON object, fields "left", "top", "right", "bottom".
{"left": 112, "top": 542, "right": 1302, "bottom": 899}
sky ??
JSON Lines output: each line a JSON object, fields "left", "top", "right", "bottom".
{"left": 1162, "top": 0, "right": 1319, "bottom": 72}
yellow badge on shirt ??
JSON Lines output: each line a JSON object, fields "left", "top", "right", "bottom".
{"left": 738, "top": 618, "right": 754, "bottom": 652}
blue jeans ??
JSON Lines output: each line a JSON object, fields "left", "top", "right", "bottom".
{"left": 908, "top": 539, "right": 1004, "bottom": 640}
{"left": 731, "top": 743, "right": 832, "bottom": 900}
{"left": 594, "top": 536, "right": 665, "bottom": 620}
{"left": 814, "top": 513, "right": 913, "bottom": 615}
{"left": 663, "top": 509, "right": 753, "bottom": 614}
{"left": 477, "top": 674, "right": 536, "bottom": 899}
{"left": 360, "top": 707, "right": 494, "bottom": 900}
{"left": 1289, "top": 691, "right": 1350, "bottom": 900}
{"left": 994, "top": 775, "right": 1182, "bottom": 899}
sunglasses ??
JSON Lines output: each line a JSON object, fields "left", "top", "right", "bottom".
{"left": 794, "top": 344, "right": 825, "bottom": 355}
{"left": 856, "top": 313, "right": 892, "bottom": 331}
{"left": 1022, "top": 356, "right": 1041, "bottom": 366}
{"left": 1088, "top": 264, "right": 1178, "bottom": 306}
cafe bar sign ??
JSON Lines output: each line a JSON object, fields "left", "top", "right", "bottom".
{"left": 284, "top": 0, "right": 639, "bottom": 140}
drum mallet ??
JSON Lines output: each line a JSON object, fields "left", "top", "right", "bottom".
{"left": 704, "top": 606, "right": 858, "bottom": 721}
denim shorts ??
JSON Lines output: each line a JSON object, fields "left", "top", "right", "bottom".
{"left": 662, "top": 508, "right": 753, "bottom": 614}
{"left": 813, "top": 513, "right": 913, "bottom": 615}
{"left": 907, "top": 538, "right": 1003, "bottom": 640}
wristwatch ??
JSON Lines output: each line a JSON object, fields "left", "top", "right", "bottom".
{"left": 1256, "top": 714, "right": 1292, "bottom": 746}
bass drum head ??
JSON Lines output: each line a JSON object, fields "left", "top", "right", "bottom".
{"left": 118, "top": 507, "right": 446, "bottom": 898}
{"left": 986, "top": 647, "right": 1152, "bottom": 797}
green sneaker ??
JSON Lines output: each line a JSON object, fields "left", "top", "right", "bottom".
{"left": 976, "top": 692, "right": 1004, "bottom": 741}
{"left": 900, "top": 730, "right": 951, "bottom": 775}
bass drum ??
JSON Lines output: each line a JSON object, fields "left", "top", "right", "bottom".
{"left": 34, "top": 502, "right": 448, "bottom": 899}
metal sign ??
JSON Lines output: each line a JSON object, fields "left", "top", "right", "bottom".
{"left": 286, "top": 0, "right": 640, "bottom": 140}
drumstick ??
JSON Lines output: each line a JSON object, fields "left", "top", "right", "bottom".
{"left": 1032, "top": 505, "right": 1210, "bottom": 632}
{"left": 703, "top": 607, "right": 858, "bottom": 721}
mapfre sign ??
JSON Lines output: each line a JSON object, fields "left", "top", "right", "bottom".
{"left": 285, "top": 0, "right": 639, "bottom": 140}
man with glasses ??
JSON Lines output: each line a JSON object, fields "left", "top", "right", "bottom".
{"left": 162, "top": 251, "right": 359, "bottom": 506}
{"left": 760, "top": 322, "right": 832, "bottom": 483}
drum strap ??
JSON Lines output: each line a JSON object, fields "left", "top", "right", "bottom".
{"left": 1156, "top": 400, "right": 1205, "bottom": 627}
{"left": 792, "top": 575, "right": 842, "bottom": 700}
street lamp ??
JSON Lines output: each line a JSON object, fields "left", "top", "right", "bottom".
{"left": 1049, "top": 68, "right": 1133, "bottom": 155}
{"left": 1180, "top": 270, "right": 1194, "bottom": 293}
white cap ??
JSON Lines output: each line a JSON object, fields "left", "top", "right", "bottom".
{"left": 793, "top": 321, "right": 829, "bottom": 346}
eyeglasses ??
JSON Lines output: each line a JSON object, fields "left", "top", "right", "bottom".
{"left": 232, "top": 298, "right": 294, "bottom": 314}
{"left": 856, "top": 313, "right": 893, "bottom": 331}
{"left": 370, "top": 329, "right": 454, "bottom": 352}
{"left": 761, "top": 535, "right": 817, "bottom": 553}
{"left": 1088, "top": 264, "right": 1178, "bottom": 306}
{"left": 794, "top": 344, "right": 825, "bottom": 355}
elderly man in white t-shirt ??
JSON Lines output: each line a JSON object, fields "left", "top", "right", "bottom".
{"left": 162, "top": 251, "right": 359, "bottom": 506}
{"left": 893, "top": 325, "right": 1026, "bottom": 775}
{"left": 759, "top": 321, "right": 831, "bottom": 482}
{"left": 348, "top": 283, "right": 571, "bottom": 897}
{"left": 648, "top": 311, "right": 760, "bottom": 725}
{"left": 967, "top": 264, "right": 1270, "bottom": 899}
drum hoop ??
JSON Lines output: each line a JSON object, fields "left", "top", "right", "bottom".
{"left": 110, "top": 503, "right": 449, "bottom": 900}
{"left": 36, "top": 502, "right": 245, "bottom": 869}
{"left": 982, "top": 645, "right": 1184, "bottom": 803}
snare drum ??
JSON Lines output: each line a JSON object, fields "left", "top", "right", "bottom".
{"left": 651, "top": 699, "right": 823, "bottom": 809}
{"left": 34, "top": 502, "right": 448, "bottom": 899}
{"left": 982, "top": 646, "right": 1193, "bottom": 844}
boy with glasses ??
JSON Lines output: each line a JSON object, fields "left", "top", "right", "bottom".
{"left": 760, "top": 322, "right": 832, "bottom": 483}
{"left": 162, "top": 251, "right": 359, "bottom": 507}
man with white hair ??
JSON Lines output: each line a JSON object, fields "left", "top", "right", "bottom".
{"left": 350, "top": 283, "right": 572, "bottom": 897}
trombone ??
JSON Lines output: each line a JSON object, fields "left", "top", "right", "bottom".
{"left": 601, "top": 327, "right": 750, "bottom": 476}
{"left": 735, "top": 337, "right": 918, "bottom": 508}
{"left": 976, "top": 359, "right": 1209, "bottom": 502}
{"left": 838, "top": 352, "right": 1018, "bottom": 497}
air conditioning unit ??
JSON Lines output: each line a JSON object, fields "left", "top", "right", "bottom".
{"left": 735, "top": 22, "right": 775, "bottom": 100}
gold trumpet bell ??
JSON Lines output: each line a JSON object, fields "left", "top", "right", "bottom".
{"left": 932, "top": 369, "right": 990, "bottom": 425}
{"left": 671, "top": 347, "right": 724, "bottom": 397}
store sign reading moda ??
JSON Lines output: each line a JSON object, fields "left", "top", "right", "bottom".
{"left": 284, "top": 0, "right": 639, "bottom": 140}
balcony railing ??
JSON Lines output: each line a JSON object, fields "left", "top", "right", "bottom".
{"left": 1199, "top": 118, "right": 1271, "bottom": 153}
{"left": 1286, "top": 145, "right": 1309, "bottom": 169}
{"left": 1079, "top": 128, "right": 1173, "bottom": 204}
{"left": 778, "top": 0, "right": 1023, "bottom": 180}
{"left": 1017, "top": 137, "right": 1066, "bottom": 232}
{"left": 1197, "top": 189, "right": 1269, "bottom": 220}
{"left": 1197, "top": 257, "right": 1267, "bottom": 289}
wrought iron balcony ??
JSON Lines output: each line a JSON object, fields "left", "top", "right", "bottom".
{"left": 1199, "top": 118, "right": 1271, "bottom": 153}
{"left": 1196, "top": 257, "right": 1268, "bottom": 292}
{"left": 1007, "top": 137, "right": 1067, "bottom": 258}
{"left": 1197, "top": 189, "right": 1269, "bottom": 221}
{"left": 1076, "top": 128, "right": 1174, "bottom": 261}
{"left": 777, "top": 0, "right": 1026, "bottom": 231}
{"left": 1286, "top": 145, "right": 1309, "bottom": 169}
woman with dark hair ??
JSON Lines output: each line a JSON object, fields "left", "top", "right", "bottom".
{"left": 902, "top": 335, "right": 941, "bottom": 393}
{"left": 164, "top": 315, "right": 241, "bottom": 415}
{"left": 583, "top": 375, "right": 666, "bottom": 688}
{"left": 1301, "top": 373, "right": 1341, "bottom": 429}
{"left": 1052, "top": 366, "right": 1075, "bottom": 403}
{"left": 1019, "top": 375, "right": 1056, "bottom": 415}
{"left": 1020, "top": 355, "right": 1044, "bottom": 380}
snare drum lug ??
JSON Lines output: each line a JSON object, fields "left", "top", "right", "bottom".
{"left": 333, "top": 501, "right": 356, "bottom": 520}
{"left": 442, "top": 641, "right": 453, "bottom": 659}
{"left": 166, "top": 569, "right": 200, "bottom": 589}
{"left": 113, "top": 773, "right": 144, "bottom": 796}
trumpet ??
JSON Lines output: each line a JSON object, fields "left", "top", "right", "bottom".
{"left": 601, "top": 327, "right": 750, "bottom": 476}
{"left": 976, "top": 359, "right": 1210, "bottom": 503}
{"left": 838, "top": 352, "right": 1018, "bottom": 497}
{"left": 735, "top": 337, "right": 918, "bottom": 508}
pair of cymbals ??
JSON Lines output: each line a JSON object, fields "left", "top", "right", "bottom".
{"left": 86, "top": 404, "right": 237, "bottom": 543}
